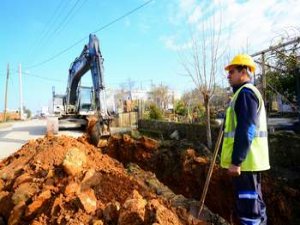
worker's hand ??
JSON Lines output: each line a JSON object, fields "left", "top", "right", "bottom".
{"left": 227, "top": 164, "right": 241, "bottom": 176}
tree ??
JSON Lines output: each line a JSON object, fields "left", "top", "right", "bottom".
{"left": 174, "top": 100, "right": 188, "bottom": 116}
{"left": 179, "top": 15, "right": 224, "bottom": 148}
{"left": 149, "top": 84, "right": 170, "bottom": 110}
{"left": 148, "top": 104, "right": 163, "bottom": 120}
{"left": 210, "top": 85, "right": 229, "bottom": 112}
{"left": 179, "top": 89, "right": 204, "bottom": 122}
{"left": 266, "top": 49, "right": 300, "bottom": 103}
{"left": 114, "top": 89, "right": 127, "bottom": 113}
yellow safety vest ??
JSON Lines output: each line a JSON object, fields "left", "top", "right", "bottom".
{"left": 221, "top": 83, "right": 270, "bottom": 171}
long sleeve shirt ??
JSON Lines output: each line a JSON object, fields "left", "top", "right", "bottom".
{"left": 231, "top": 82, "right": 259, "bottom": 166}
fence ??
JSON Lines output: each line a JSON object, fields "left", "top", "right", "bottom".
{"left": 115, "top": 112, "right": 138, "bottom": 127}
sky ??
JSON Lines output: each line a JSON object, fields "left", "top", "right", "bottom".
{"left": 1, "top": 0, "right": 299, "bottom": 113}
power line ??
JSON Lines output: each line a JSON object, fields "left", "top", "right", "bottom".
{"left": 36, "top": 1, "right": 71, "bottom": 44}
{"left": 30, "top": 1, "right": 85, "bottom": 65}
{"left": 25, "top": 36, "right": 88, "bottom": 69}
{"left": 46, "top": 0, "right": 83, "bottom": 41}
{"left": 23, "top": 71, "right": 65, "bottom": 83}
{"left": 31, "top": 0, "right": 85, "bottom": 63}
{"left": 27, "top": 0, "right": 68, "bottom": 58}
{"left": 25, "top": 0, "right": 154, "bottom": 69}
{"left": 12, "top": 70, "right": 65, "bottom": 83}
{"left": 44, "top": 0, "right": 88, "bottom": 57}
{"left": 52, "top": 0, "right": 88, "bottom": 38}
{"left": 91, "top": 0, "right": 153, "bottom": 34}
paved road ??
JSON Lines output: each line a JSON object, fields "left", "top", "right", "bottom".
{"left": 0, "top": 119, "right": 83, "bottom": 160}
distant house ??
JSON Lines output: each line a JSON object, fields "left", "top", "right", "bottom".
{"left": 111, "top": 88, "right": 181, "bottom": 113}
{"left": 115, "top": 89, "right": 149, "bottom": 113}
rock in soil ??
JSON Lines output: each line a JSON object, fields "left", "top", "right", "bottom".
{"left": 0, "top": 135, "right": 220, "bottom": 225}
{"left": 105, "top": 133, "right": 300, "bottom": 225}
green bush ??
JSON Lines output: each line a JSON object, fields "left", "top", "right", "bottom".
{"left": 148, "top": 104, "right": 163, "bottom": 120}
{"left": 175, "top": 100, "right": 188, "bottom": 116}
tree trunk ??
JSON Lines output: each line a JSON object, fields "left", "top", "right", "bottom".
{"left": 204, "top": 94, "right": 212, "bottom": 149}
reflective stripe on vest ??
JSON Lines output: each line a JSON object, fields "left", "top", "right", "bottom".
{"left": 240, "top": 217, "right": 261, "bottom": 225}
{"left": 220, "top": 83, "right": 270, "bottom": 171}
{"left": 238, "top": 191, "right": 258, "bottom": 199}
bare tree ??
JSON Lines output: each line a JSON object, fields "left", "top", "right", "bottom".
{"left": 179, "top": 14, "right": 224, "bottom": 148}
{"left": 120, "top": 78, "right": 135, "bottom": 100}
{"left": 149, "top": 84, "right": 169, "bottom": 110}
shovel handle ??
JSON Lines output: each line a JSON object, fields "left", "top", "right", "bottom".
{"left": 198, "top": 123, "right": 224, "bottom": 217}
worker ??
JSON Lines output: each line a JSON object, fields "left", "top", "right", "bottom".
{"left": 221, "top": 54, "right": 270, "bottom": 225}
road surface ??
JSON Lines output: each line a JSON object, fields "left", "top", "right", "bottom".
{"left": 0, "top": 119, "right": 84, "bottom": 160}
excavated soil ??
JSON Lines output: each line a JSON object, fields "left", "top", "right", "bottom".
{"left": 0, "top": 134, "right": 228, "bottom": 225}
{"left": 104, "top": 134, "right": 300, "bottom": 225}
{"left": 1, "top": 126, "right": 299, "bottom": 225}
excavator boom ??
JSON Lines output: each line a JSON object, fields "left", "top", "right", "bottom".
{"left": 55, "top": 34, "right": 111, "bottom": 139}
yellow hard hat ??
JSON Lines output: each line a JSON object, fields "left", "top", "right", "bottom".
{"left": 225, "top": 54, "right": 256, "bottom": 73}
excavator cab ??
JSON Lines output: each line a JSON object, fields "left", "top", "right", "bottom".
{"left": 76, "top": 86, "right": 95, "bottom": 116}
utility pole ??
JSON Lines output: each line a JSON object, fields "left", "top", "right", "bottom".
{"left": 296, "top": 67, "right": 300, "bottom": 122}
{"left": 251, "top": 37, "right": 300, "bottom": 114}
{"left": 261, "top": 52, "right": 267, "bottom": 104}
{"left": 18, "top": 64, "right": 23, "bottom": 120}
{"left": 3, "top": 64, "right": 9, "bottom": 122}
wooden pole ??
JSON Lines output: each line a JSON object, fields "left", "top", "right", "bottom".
{"left": 198, "top": 122, "right": 224, "bottom": 217}
{"left": 261, "top": 53, "right": 267, "bottom": 104}
{"left": 3, "top": 64, "right": 9, "bottom": 122}
{"left": 19, "top": 64, "right": 23, "bottom": 120}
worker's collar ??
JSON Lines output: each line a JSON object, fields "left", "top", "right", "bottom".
{"left": 232, "top": 81, "right": 251, "bottom": 93}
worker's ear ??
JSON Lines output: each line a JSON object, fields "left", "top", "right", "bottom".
{"left": 241, "top": 68, "right": 249, "bottom": 76}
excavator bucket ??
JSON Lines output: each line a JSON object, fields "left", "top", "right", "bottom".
{"left": 87, "top": 117, "right": 110, "bottom": 148}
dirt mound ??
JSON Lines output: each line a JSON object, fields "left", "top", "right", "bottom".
{"left": 2, "top": 131, "right": 296, "bottom": 225}
{"left": 0, "top": 134, "right": 213, "bottom": 225}
{"left": 105, "top": 134, "right": 300, "bottom": 225}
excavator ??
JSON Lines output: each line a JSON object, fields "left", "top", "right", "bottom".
{"left": 52, "top": 34, "right": 111, "bottom": 144}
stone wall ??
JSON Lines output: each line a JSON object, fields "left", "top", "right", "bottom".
{"left": 138, "top": 119, "right": 220, "bottom": 144}
{"left": 269, "top": 132, "right": 300, "bottom": 169}
{"left": 138, "top": 119, "right": 300, "bottom": 173}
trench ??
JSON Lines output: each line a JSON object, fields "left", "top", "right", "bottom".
{"left": 100, "top": 133, "right": 300, "bottom": 225}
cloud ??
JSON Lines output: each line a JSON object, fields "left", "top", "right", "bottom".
{"left": 163, "top": 0, "right": 300, "bottom": 54}
{"left": 188, "top": 5, "right": 202, "bottom": 24}
{"left": 160, "top": 36, "right": 192, "bottom": 51}
{"left": 179, "top": 0, "right": 196, "bottom": 12}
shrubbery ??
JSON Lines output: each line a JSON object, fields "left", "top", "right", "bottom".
{"left": 148, "top": 104, "right": 163, "bottom": 120}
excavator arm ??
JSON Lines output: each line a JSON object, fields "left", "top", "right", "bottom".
{"left": 66, "top": 34, "right": 108, "bottom": 116}
{"left": 64, "top": 34, "right": 111, "bottom": 139}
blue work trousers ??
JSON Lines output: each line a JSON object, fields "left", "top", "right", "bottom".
{"left": 233, "top": 172, "right": 267, "bottom": 225}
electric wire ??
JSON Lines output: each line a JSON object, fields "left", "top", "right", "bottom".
{"left": 53, "top": 0, "right": 87, "bottom": 37}
{"left": 11, "top": 70, "right": 64, "bottom": 83}
{"left": 22, "top": 71, "right": 65, "bottom": 83}
{"left": 29, "top": 1, "right": 80, "bottom": 64}
{"left": 25, "top": 0, "right": 154, "bottom": 69}
{"left": 46, "top": 0, "right": 82, "bottom": 40}
{"left": 45, "top": 0, "right": 88, "bottom": 56}
{"left": 27, "top": 1, "right": 71, "bottom": 59}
